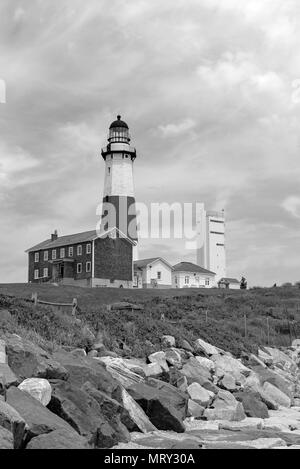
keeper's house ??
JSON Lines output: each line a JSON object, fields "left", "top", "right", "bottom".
{"left": 26, "top": 228, "right": 134, "bottom": 288}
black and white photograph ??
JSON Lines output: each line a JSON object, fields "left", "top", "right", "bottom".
{"left": 0, "top": 0, "right": 300, "bottom": 456}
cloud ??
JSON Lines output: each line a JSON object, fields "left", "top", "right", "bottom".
{"left": 281, "top": 196, "right": 300, "bottom": 219}
{"left": 159, "top": 118, "right": 196, "bottom": 137}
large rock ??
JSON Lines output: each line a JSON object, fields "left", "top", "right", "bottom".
{"left": 26, "top": 428, "right": 89, "bottom": 449}
{"left": 181, "top": 357, "right": 212, "bottom": 386}
{"left": 52, "top": 350, "right": 120, "bottom": 397}
{"left": 0, "top": 363, "right": 19, "bottom": 387}
{"left": 219, "top": 418, "right": 264, "bottom": 431}
{"left": 5, "top": 334, "right": 68, "bottom": 381}
{"left": 258, "top": 349, "right": 273, "bottom": 366}
{"left": 161, "top": 336, "right": 176, "bottom": 348}
{"left": 212, "top": 354, "right": 251, "bottom": 382}
{"left": 143, "top": 363, "right": 163, "bottom": 378}
{"left": 235, "top": 391, "right": 269, "bottom": 418}
{"left": 264, "top": 347, "right": 295, "bottom": 370}
{"left": 177, "top": 339, "right": 194, "bottom": 353}
{"left": 18, "top": 378, "right": 52, "bottom": 406}
{"left": 253, "top": 366, "right": 294, "bottom": 399}
{"left": 6, "top": 386, "right": 75, "bottom": 443}
{"left": 262, "top": 382, "right": 291, "bottom": 408}
{"left": 219, "top": 374, "right": 238, "bottom": 392}
{"left": 127, "top": 382, "right": 185, "bottom": 433}
{"left": 120, "top": 387, "right": 157, "bottom": 433}
{"left": 194, "top": 338, "right": 219, "bottom": 356}
{"left": 165, "top": 349, "right": 182, "bottom": 367}
{"left": 0, "top": 399, "right": 26, "bottom": 449}
{"left": 0, "top": 339, "right": 7, "bottom": 364}
{"left": 94, "top": 356, "right": 144, "bottom": 389}
{"left": 194, "top": 356, "right": 215, "bottom": 372}
{"left": 204, "top": 390, "right": 246, "bottom": 422}
{"left": 187, "top": 383, "right": 214, "bottom": 408}
{"left": 48, "top": 380, "right": 130, "bottom": 448}
{"left": 187, "top": 400, "right": 204, "bottom": 418}
{"left": 0, "top": 426, "right": 13, "bottom": 449}
{"left": 148, "top": 352, "right": 169, "bottom": 373}
{"left": 146, "top": 378, "right": 188, "bottom": 419}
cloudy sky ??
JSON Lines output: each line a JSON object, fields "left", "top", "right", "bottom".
{"left": 0, "top": 0, "right": 300, "bottom": 286}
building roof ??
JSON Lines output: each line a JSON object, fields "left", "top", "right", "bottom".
{"left": 134, "top": 257, "right": 173, "bottom": 270}
{"left": 219, "top": 277, "right": 240, "bottom": 284}
{"left": 172, "top": 262, "right": 215, "bottom": 276}
{"left": 109, "top": 115, "right": 129, "bottom": 129}
{"left": 26, "top": 227, "right": 135, "bottom": 253}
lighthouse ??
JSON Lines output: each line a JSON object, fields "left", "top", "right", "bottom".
{"left": 100, "top": 116, "right": 138, "bottom": 258}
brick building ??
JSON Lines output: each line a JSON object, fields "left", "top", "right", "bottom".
{"left": 26, "top": 228, "right": 134, "bottom": 288}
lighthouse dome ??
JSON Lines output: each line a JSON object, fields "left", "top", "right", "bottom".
{"left": 109, "top": 115, "right": 129, "bottom": 130}
{"left": 108, "top": 115, "right": 130, "bottom": 143}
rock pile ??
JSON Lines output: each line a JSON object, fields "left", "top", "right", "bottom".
{"left": 1, "top": 328, "right": 300, "bottom": 449}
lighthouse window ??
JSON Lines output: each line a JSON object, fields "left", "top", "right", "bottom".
{"left": 108, "top": 167, "right": 111, "bottom": 174}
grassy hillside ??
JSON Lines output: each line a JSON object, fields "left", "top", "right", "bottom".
{"left": 1, "top": 284, "right": 300, "bottom": 358}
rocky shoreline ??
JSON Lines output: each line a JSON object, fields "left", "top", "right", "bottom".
{"left": 1, "top": 328, "right": 300, "bottom": 449}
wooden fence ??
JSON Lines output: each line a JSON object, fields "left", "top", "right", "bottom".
{"left": 31, "top": 293, "right": 78, "bottom": 316}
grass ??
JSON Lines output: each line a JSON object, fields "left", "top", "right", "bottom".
{"left": 1, "top": 284, "right": 300, "bottom": 358}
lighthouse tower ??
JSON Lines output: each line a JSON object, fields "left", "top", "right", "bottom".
{"left": 100, "top": 116, "right": 138, "bottom": 258}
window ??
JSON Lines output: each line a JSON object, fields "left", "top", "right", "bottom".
{"left": 86, "top": 243, "right": 91, "bottom": 254}
{"left": 157, "top": 271, "right": 161, "bottom": 280}
{"left": 77, "top": 263, "right": 82, "bottom": 274}
{"left": 205, "top": 278, "right": 210, "bottom": 286}
{"left": 44, "top": 251, "right": 48, "bottom": 262}
{"left": 34, "top": 269, "right": 39, "bottom": 280}
{"left": 43, "top": 268, "right": 48, "bottom": 278}
{"left": 77, "top": 245, "right": 82, "bottom": 256}
{"left": 185, "top": 276, "right": 190, "bottom": 285}
{"left": 52, "top": 250, "right": 56, "bottom": 260}
{"left": 60, "top": 248, "right": 65, "bottom": 259}
{"left": 68, "top": 246, "right": 73, "bottom": 257}
{"left": 86, "top": 261, "right": 91, "bottom": 273}
{"left": 175, "top": 276, "right": 177, "bottom": 284}
{"left": 34, "top": 252, "right": 39, "bottom": 263}
{"left": 195, "top": 276, "right": 199, "bottom": 283}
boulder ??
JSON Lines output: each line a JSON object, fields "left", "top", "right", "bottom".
{"left": 194, "top": 338, "right": 219, "bottom": 356}
{"left": 219, "top": 374, "right": 238, "bottom": 392}
{"left": 219, "top": 418, "right": 264, "bottom": 431}
{"left": 253, "top": 366, "right": 294, "bottom": 399}
{"left": 194, "top": 356, "right": 215, "bottom": 372}
{"left": 127, "top": 382, "right": 185, "bottom": 433}
{"left": 143, "top": 363, "right": 163, "bottom": 378}
{"left": 52, "top": 350, "right": 120, "bottom": 397}
{"left": 26, "top": 428, "right": 89, "bottom": 449}
{"left": 70, "top": 349, "right": 86, "bottom": 358}
{"left": 87, "top": 350, "right": 98, "bottom": 358}
{"left": 181, "top": 357, "right": 212, "bottom": 386}
{"left": 212, "top": 354, "right": 251, "bottom": 382}
{"left": 92, "top": 342, "right": 106, "bottom": 353}
{"left": 48, "top": 380, "right": 130, "bottom": 448}
{"left": 148, "top": 351, "right": 169, "bottom": 373}
{"left": 0, "top": 399, "right": 26, "bottom": 449}
{"left": 246, "top": 354, "right": 267, "bottom": 368}
{"left": 264, "top": 347, "right": 295, "bottom": 370}
{"left": 187, "top": 383, "right": 214, "bottom": 408}
{"left": 0, "top": 426, "right": 13, "bottom": 449}
{"left": 235, "top": 391, "right": 269, "bottom": 418}
{"left": 204, "top": 390, "right": 246, "bottom": 422}
{"left": 18, "top": 378, "right": 52, "bottom": 406}
{"left": 146, "top": 378, "right": 188, "bottom": 419}
{"left": 120, "top": 387, "right": 157, "bottom": 433}
{"left": 262, "top": 382, "right": 291, "bottom": 408}
{"left": 5, "top": 334, "right": 69, "bottom": 381}
{"left": 94, "top": 356, "right": 144, "bottom": 389}
{"left": 0, "top": 339, "right": 7, "bottom": 364}
{"left": 177, "top": 339, "right": 194, "bottom": 353}
{"left": 258, "top": 349, "right": 273, "bottom": 366}
{"left": 165, "top": 348, "right": 182, "bottom": 367}
{"left": 187, "top": 400, "right": 204, "bottom": 418}
{"left": 176, "top": 376, "right": 188, "bottom": 393}
{"left": 161, "top": 336, "right": 176, "bottom": 348}
{"left": 0, "top": 363, "right": 19, "bottom": 387}
{"left": 292, "top": 339, "right": 300, "bottom": 348}
{"left": 6, "top": 386, "right": 75, "bottom": 442}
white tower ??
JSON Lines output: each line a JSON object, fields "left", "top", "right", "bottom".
{"left": 100, "top": 116, "right": 138, "bottom": 258}
{"left": 197, "top": 207, "right": 226, "bottom": 285}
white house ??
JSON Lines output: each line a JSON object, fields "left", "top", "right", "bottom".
{"left": 133, "top": 257, "right": 173, "bottom": 289}
{"left": 218, "top": 277, "right": 240, "bottom": 290}
{"left": 172, "top": 262, "right": 216, "bottom": 289}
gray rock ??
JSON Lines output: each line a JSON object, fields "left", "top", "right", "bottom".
{"left": 161, "top": 336, "right": 176, "bottom": 348}
{"left": 26, "top": 428, "right": 89, "bottom": 449}
{"left": 262, "top": 382, "right": 291, "bottom": 408}
{"left": 18, "top": 378, "right": 52, "bottom": 406}
{"left": 0, "top": 399, "right": 26, "bottom": 449}
{"left": 187, "top": 382, "right": 214, "bottom": 408}
{"left": 0, "top": 425, "right": 13, "bottom": 449}
{"left": 194, "top": 338, "right": 219, "bottom": 356}
{"left": 187, "top": 400, "right": 205, "bottom": 418}
{"left": 148, "top": 351, "right": 169, "bottom": 373}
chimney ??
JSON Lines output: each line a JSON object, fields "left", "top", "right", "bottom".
{"left": 51, "top": 230, "right": 58, "bottom": 242}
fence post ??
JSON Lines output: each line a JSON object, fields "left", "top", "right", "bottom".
{"left": 267, "top": 317, "right": 270, "bottom": 346}
{"left": 72, "top": 298, "right": 77, "bottom": 317}
{"left": 205, "top": 310, "right": 208, "bottom": 324}
{"left": 32, "top": 292, "right": 38, "bottom": 307}
{"left": 244, "top": 314, "right": 247, "bottom": 338}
